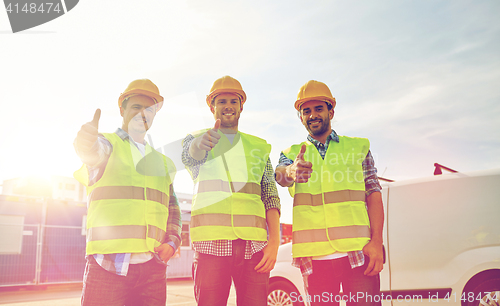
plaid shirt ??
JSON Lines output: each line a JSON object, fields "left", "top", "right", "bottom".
{"left": 182, "top": 133, "right": 281, "bottom": 259}
{"left": 75, "top": 128, "right": 182, "bottom": 276}
{"left": 278, "top": 129, "right": 382, "bottom": 276}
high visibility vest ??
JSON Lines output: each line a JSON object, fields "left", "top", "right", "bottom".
{"left": 282, "top": 136, "right": 371, "bottom": 258}
{"left": 74, "top": 133, "right": 175, "bottom": 255}
{"left": 189, "top": 130, "right": 271, "bottom": 242}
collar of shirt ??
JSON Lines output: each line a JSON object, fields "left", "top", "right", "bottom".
{"left": 306, "top": 130, "right": 339, "bottom": 159}
{"left": 115, "top": 128, "right": 147, "bottom": 146}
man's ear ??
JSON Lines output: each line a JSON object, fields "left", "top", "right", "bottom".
{"left": 210, "top": 105, "right": 215, "bottom": 114}
{"left": 329, "top": 109, "right": 334, "bottom": 120}
{"left": 120, "top": 107, "right": 124, "bottom": 117}
{"left": 155, "top": 101, "right": 163, "bottom": 113}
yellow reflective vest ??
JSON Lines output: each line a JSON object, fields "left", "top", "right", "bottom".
{"left": 74, "top": 133, "right": 175, "bottom": 255}
{"left": 282, "top": 136, "right": 371, "bottom": 258}
{"left": 189, "top": 130, "right": 271, "bottom": 242}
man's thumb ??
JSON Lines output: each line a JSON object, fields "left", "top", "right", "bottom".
{"left": 91, "top": 109, "right": 101, "bottom": 128}
{"left": 297, "top": 144, "right": 306, "bottom": 159}
{"left": 213, "top": 119, "right": 221, "bottom": 130}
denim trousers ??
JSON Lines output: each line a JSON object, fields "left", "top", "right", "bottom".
{"left": 307, "top": 256, "right": 381, "bottom": 306}
{"left": 81, "top": 256, "right": 167, "bottom": 306}
{"left": 193, "top": 240, "right": 269, "bottom": 306}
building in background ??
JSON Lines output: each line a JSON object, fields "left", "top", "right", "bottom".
{"left": 1, "top": 176, "right": 87, "bottom": 202}
{"left": 281, "top": 223, "right": 292, "bottom": 244}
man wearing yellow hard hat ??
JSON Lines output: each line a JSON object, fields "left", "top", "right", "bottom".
{"left": 73, "top": 79, "right": 181, "bottom": 305}
{"left": 275, "top": 80, "right": 384, "bottom": 305}
{"left": 182, "top": 76, "right": 281, "bottom": 306}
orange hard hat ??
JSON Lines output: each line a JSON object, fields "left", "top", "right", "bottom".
{"left": 118, "top": 79, "right": 164, "bottom": 111}
{"left": 295, "top": 80, "right": 336, "bottom": 111}
{"left": 206, "top": 76, "right": 247, "bottom": 107}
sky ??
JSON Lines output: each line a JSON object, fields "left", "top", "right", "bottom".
{"left": 1, "top": 0, "right": 499, "bottom": 224}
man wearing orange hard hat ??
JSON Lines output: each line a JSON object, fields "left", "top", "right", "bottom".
{"left": 275, "top": 80, "right": 384, "bottom": 305}
{"left": 73, "top": 79, "right": 181, "bottom": 306}
{"left": 182, "top": 76, "right": 281, "bottom": 306}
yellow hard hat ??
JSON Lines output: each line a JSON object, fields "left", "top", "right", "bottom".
{"left": 206, "top": 76, "right": 247, "bottom": 107}
{"left": 295, "top": 80, "right": 336, "bottom": 111}
{"left": 118, "top": 79, "right": 164, "bottom": 111}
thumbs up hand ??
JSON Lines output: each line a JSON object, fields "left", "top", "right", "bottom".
{"left": 75, "top": 109, "right": 101, "bottom": 152}
{"left": 288, "top": 144, "right": 313, "bottom": 183}
{"left": 194, "top": 119, "right": 222, "bottom": 152}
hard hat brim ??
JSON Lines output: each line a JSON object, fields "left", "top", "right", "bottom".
{"left": 295, "top": 96, "right": 336, "bottom": 111}
{"left": 118, "top": 89, "right": 164, "bottom": 111}
{"left": 206, "top": 88, "right": 247, "bottom": 107}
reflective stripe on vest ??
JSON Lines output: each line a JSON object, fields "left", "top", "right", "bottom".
{"left": 293, "top": 225, "right": 370, "bottom": 243}
{"left": 293, "top": 189, "right": 365, "bottom": 206}
{"left": 87, "top": 224, "right": 166, "bottom": 244}
{"left": 191, "top": 214, "right": 266, "bottom": 229}
{"left": 90, "top": 186, "right": 171, "bottom": 206}
{"left": 195, "top": 180, "right": 261, "bottom": 196}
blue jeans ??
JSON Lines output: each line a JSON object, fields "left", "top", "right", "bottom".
{"left": 193, "top": 240, "right": 269, "bottom": 306}
{"left": 307, "top": 257, "right": 381, "bottom": 306}
{"left": 81, "top": 256, "right": 167, "bottom": 306}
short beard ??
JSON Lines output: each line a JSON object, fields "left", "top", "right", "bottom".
{"left": 219, "top": 111, "right": 240, "bottom": 129}
{"left": 307, "top": 119, "right": 329, "bottom": 136}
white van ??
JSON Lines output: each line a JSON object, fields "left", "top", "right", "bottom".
{"left": 268, "top": 168, "right": 500, "bottom": 306}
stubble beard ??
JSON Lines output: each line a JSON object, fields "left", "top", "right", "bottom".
{"left": 307, "top": 119, "right": 330, "bottom": 136}
{"left": 219, "top": 111, "right": 240, "bottom": 129}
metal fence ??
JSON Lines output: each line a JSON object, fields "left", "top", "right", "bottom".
{"left": 0, "top": 224, "right": 86, "bottom": 287}
{"left": 0, "top": 223, "right": 193, "bottom": 287}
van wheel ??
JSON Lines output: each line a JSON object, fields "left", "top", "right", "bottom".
{"left": 467, "top": 278, "right": 500, "bottom": 306}
{"left": 267, "top": 280, "right": 304, "bottom": 306}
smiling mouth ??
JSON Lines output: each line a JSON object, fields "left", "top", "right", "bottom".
{"left": 222, "top": 111, "right": 235, "bottom": 116}
{"left": 308, "top": 119, "right": 322, "bottom": 126}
